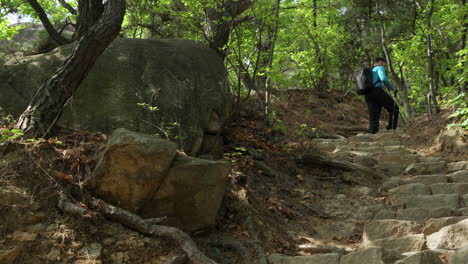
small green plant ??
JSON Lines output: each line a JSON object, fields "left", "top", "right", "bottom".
{"left": 0, "top": 128, "right": 24, "bottom": 142}
{"left": 296, "top": 123, "right": 308, "bottom": 136}
{"left": 269, "top": 111, "right": 287, "bottom": 133}
{"left": 137, "top": 102, "right": 159, "bottom": 112}
{"left": 446, "top": 93, "right": 468, "bottom": 130}
{"left": 223, "top": 147, "right": 247, "bottom": 163}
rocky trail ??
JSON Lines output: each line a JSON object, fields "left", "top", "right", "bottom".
{"left": 0, "top": 118, "right": 467, "bottom": 264}
{"left": 268, "top": 130, "right": 468, "bottom": 264}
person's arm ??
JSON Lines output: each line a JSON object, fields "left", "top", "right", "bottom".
{"left": 376, "top": 66, "right": 395, "bottom": 91}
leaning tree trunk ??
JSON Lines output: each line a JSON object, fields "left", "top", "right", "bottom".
{"left": 16, "top": 0, "right": 126, "bottom": 138}
{"left": 77, "top": 0, "right": 105, "bottom": 38}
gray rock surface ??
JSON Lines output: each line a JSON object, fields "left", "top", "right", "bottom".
{"left": 366, "top": 234, "right": 426, "bottom": 254}
{"left": 394, "top": 250, "right": 443, "bottom": 264}
{"left": 427, "top": 219, "right": 468, "bottom": 250}
{"left": 396, "top": 208, "right": 453, "bottom": 222}
{"left": 363, "top": 220, "right": 421, "bottom": 246}
{"left": 404, "top": 194, "right": 459, "bottom": 210}
{"left": 422, "top": 217, "right": 468, "bottom": 235}
{"left": 268, "top": 253, "right": 341, "bottom": 264}
{"left": 449, "top": 245, "right": 468, "bottom": 264}
{"left": 405, "top": 162, "right": 447, "bottom": 175}
{"left": 339, "top": 247, "right": 402, "bottom": 264}
{"left": 0, "top": 38, "right": 231, "bottom": 154}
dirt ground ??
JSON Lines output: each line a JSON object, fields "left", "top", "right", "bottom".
{"left": 0, "top": 89, "right": 466, "bottom": 263}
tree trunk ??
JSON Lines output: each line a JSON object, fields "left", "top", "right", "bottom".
{"left": 16, "top": 0, "right": 126, "bottom": 138}
{"left": 376, "top": 0, "right": 412, "bottom": 119}
{"left": 458, "top": 0, "right": 467, "bottom": 94}
{"left": 398, "top": 63, "right": 414, "bottom": 118}
{"left": 426, "top": 0, "right": 439, "bottom": 113}
{"left": 203, "top": 0, "right": 252, "bottom": 59}
{"left": 77, "top": 0, "right": 105, "bottom": 38}
{"left": 27, "top": 0, "right": 72, "bottom": 45}
{"left": 263, "top": 0, "right": 280, "bottom": 120}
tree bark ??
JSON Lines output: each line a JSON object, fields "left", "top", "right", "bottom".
{"left": 77, "top": 0, "right": 104, "bottom": 38}
{"left": 458, "top": 0, "right": 467, "bottom": 94}
{"left": 27, "top": 0, "right": 72, "bottom": 45}
{"left": 16, "top": 0, "right": 126, "bottom": 138}
{"left": 376, "top": 0, "right": 413, "bottom": 119}
{"left": 426, "top": 0, "right": 439, "bottom": 113}
{"left": 203, "top": 0, "right": 252, "bottom": 59}
{"left": 263, "top": 0, "right": 281, "bottom": 120}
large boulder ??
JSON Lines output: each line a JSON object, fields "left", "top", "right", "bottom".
{"left": 86, "top": 128, "right": 231, "bottom": 232}
{"left": 0, "top": 38, "right": 231, "bottom": 155}
{"left": 86, "top": 128, "right": 178, "bottom": 212}
{"left": 141, "top": 154, "right": 231, "bottom": 231}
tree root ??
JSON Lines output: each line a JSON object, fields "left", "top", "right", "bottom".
{"left": 57, "top": 193, "right": 217, "bottom": 264}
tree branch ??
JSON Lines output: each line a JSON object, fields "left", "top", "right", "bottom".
{"left": 26, "top": 0, "right": 72, "bottom": 45}
{"left": 58, "top": 0, "right": 77, "bottom": 15}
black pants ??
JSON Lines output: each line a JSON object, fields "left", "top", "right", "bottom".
{"left": 365, "top": 87, "right": 399, "bottom": 134}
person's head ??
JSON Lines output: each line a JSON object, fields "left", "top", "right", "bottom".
{"left": 374, "top": 57, "right": 386, "bottom": 66}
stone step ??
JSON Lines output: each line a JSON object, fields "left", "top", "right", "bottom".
{"left": 419, "top": 156, "right": 444, "bottom": 162}
{"left": 449, "top": 170, "right": 468, "bottom": 183}
{"left": 396, "top": 208, "right": 453, "bottom": 223}
{"left": 405, "top": 175, "right": 448, "bottom": 185}
{"left": 383, "top": 146, "right": 412, "bottom": 154}
{"left": 366, "top": 234, "right": 425, "bottom": 254}
{"left": 382, "top": 177, "right": 405, "bottom": 191}
{"left": 380, "top": 140, "right": 402, "bottom": 146}
{"left": 375, "top": 133, "right": 403, "bottom": 142}
{"left": 375, "top": 162, "right": 407, "bottom": 176}
{"left": 447, "top": 161, "right": 468, "bottom": 173}
{"left": 394, "top": 250, "right": 444, "bottom": 264}
{"left": 363, "top": 220, "right": 421, "bottom": 246}
{"left": 375, "top": 153, "right": 419, "bottom": 165}
{"left": 431, "top": 183, "right": 468, "bottom": 195}
{"left": 405, "top": 162, "right": 447, "bottom": 175}
{"left": 339, "top": 247, "right": 403, "bottom": 264}
{"left": 458, "top": 207, "right": 468, "bottom": 216}
{"left": 422, "top": 216, "right": 468, "bottom": 235}
{"left": 426, "top": 219, "right": 468, "bottom": 250}
{"left": 449, "top": 245, "right": 468, "bottom": 264}
{"left": 388, "top": 184, "right": 431, "bottom": 205}
{"left": 268, "top": 253, "right": 341, "bottom": 264}
{"left": 404, "top": 194, "right": 459, "bottom": 210}
{"left": 348, "top": 134, "right": 375, "bottom": 143}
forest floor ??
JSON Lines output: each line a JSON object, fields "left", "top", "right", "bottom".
{"left": 0, "top": 89, "right": 467, "bottom": 264}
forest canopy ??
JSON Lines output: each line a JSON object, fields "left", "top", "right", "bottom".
{"left": 1, "top": 0, "right": 467, "bottom": 128}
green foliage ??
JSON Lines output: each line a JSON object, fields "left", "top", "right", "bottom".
{"left": 137, "top": 102, "right": 159, "bottom": 112}
{"left": 0, "top": 128, "right": 23, "bottom": 142}
{"left": 445, "top": 93, "right": 468, "bottom": 130}
{"left": 0, "top": 0, "right": 467, "bottom": 127}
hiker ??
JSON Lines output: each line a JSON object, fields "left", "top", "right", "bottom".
{"left": 365, "top": 57, "right": 399, "bottom": 134}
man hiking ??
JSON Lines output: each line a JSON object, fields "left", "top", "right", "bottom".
{"left": 365, "top": 57, "right": 399, "bottom": 134}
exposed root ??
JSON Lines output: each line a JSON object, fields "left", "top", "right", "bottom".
{"left": 57, "top": 193, "right": 217, "bottom": 264}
